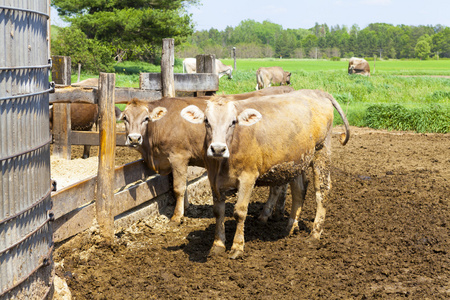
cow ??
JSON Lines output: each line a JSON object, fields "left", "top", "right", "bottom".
{"left": 255, "top": 66, "right": 291, "bottom": 90}
{"left": 49, "top": 104, "right": 121, "bottom": 158}
{"left": 120, "top": 87, "right": 295, "bottom": 224}
{"left": 180, "top": 89, "right": 350, "bottom": 259}
{"left": 348, "top": 57, "right": 370, "bottom": 76}
{"left": 50, "top": 76, "right": 121, "bottom": 159}
{"left": 182, "top": 58, "right": 233, "bottom": 79}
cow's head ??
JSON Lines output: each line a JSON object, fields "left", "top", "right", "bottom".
{"left": 120, "top": 99, "right": 167, "bottom": 147}
{"left": 226, "top": 66, "right": 233, "bottom": 79}
{"left": 348, "top": 65, "right": 355, "bottom": 74}
{"left": 181, "top": 100, "right": 261, "bottom": 160}
{"left": 284, "top": 72, "right": 292, "bottom": 85}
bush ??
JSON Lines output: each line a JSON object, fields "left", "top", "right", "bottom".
{"left": 330, "top": 56, "right": 341, "bottom": 61}
{"left": 363, "top": 104, "right": 450, "bottom": 133}
{"left": 51, "top": 26, "right": 115, "bottom": 73}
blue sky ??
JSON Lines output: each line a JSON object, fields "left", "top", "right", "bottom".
{"left": 51, "top": 0, "right": 450, "bottom": 30}
{"left": 186, "top": 0, "right": 450, "bottom": 31}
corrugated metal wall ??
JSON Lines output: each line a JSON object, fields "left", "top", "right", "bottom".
{"left": 0, "top": 1, "right": 54, "bottom": 299}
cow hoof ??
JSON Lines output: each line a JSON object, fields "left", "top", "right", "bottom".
{"left": 304, "top": 235, "right": 320, "bottom": 249}
{"left": 257, "top": 214, "right": 269, "bottom": 223}
{"left": 208, "top": 245, "right": 226, "bottom": 257}
{"left": 169, "top": 215, "right": 182, "bottom": 224}
{"left": 228, "top": 249, "right": 244, "bottom": 260}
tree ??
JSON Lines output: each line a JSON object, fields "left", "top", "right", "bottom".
{"left": 432, "top": 28, "right": 450, "bottom": 58}
{"left": 415, "top": 40, "right": 431, "bottom": 59}
{"left": 52, "top": 0, "right": 198, "bottom": 60}
{"left": 51, "top": 27, "right": 115, "bottom": 72}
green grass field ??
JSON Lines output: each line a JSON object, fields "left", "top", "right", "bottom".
{"left": 72, "top": 59, "right": 450, "bottom": 133}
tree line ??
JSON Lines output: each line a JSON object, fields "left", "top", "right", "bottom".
{"left": 50, "top": 0, "right": 450, "bottom": 73}
{"left": 178, "top": 20, "right": 450, "bottom": 60}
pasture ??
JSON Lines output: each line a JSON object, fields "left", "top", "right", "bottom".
{"left": 77, "top": 59, "right": 450, "bottom": 132}
{"left": 53, "top": 59, "right": 450, "bottom": 298}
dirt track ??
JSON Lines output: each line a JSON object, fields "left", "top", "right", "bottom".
{"left": 53, "top": 127, "right": 450, "bottom": 299}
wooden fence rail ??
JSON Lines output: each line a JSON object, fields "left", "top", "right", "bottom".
{"left": 50, "top": 40, "right": 217, "bottom": 241}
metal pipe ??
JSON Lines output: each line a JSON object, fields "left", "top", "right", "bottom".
{"left": 0, "top": 6, "right": 50, "bottom": 18}
{"left": 0, "top": 64, "right": 52, "bottom": 71}
{"left": 0, "top": 87, "right": 54, "bottom": 101}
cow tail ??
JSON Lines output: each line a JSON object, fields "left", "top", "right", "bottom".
{"left": 327, "top": 94, "right": 350, "bottom": 146}
{"left": 182, "top": 61, "right": 186, "bottom": 74}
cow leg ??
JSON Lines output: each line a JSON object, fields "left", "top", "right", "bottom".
{"left": 309, "top": 137, "right": 332, "bottom": 241}
{"left": 286, "top": 172, "right": 308, "bottom": 235}
{"left": 169, "top": 159, "right": 189, "bottom": 224}
{"left": 82, "top": 145, "right": 91, "bottom": 159}
{"left": 210, "top": 190, "right": 227, "bottom": 256}
{"left": 258, "top": 184, "right": 288, "bottom": 223}
{"left": 229, "top": 175, "right": 256, "bottom": 259}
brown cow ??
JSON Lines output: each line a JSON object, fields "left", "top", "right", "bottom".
{"left": 120, "top": 87, "right": 294, "bottom": 223}
{"left": 181, "top": 89, "right": 350, "bottom": 259}
{"left": 50, "top": 77, "right": 122, "bottom": 159}
{"left": 348, "top": 57, "right": 370, "bottom": 76}
{"left": 255, "top": 66, "right": 291, "bottom": 90}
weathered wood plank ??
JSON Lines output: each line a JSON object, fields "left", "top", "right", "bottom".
{"left": 114, "top": 88, "right": 162, "bottom": 104}
{"left": 52, "top": 103, "right": 71, "bottom": 159}
{"left": 50, "top": 87, "right": 97, "bottom": 104}
{"left": 52, "top": 56, "right": 71, "bottom": 86}
{"left": 175, "top": 73, "right": 219, "bottom": 92}
{"left": 139, "top": 73, "right": 161, "bottom": 90}
{"left": 52, "top": 201, "right": 96, "bottom": 243}
{"left": 114, "top": 159, "right": 156, "bottom": 190}
{"left": 52, "top": 173, "right": 170, "bottom": 243}
{"left": 50, "top": 87, "right": 161, "bottom": 104}
{"left": 96, "top": 73, "right": 116, "bottom": 241}
{"left": 70, "top": 131, "right": 127, "bottom": 146}
{"left": 112, "top": 174, "right": 170, "bottom": 216}
{"left": 140, "top": 73, "right": 218, "bottom": 92}
{"left": 161, "top": 38, "right": 175, "bottom": 97}
{"left": 51, "top": 175, "right": 97, "bottom": 219}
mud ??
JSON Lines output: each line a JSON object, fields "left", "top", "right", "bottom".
{"left": 53, "top": 127, "right": 450, "bottom": 299}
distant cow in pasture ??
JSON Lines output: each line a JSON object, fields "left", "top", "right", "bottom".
{"left": 50, "top": 77, "right": 121, "bottom": 159}
{"left": 182, "top": 57, "right": 233, "bottom": 79}
{"left": 255, "top": 66, "right": 291, "bottom": 90}
{"left": 348, "top": 57, "right": 370, "bottom": 76}
{"left": 120, "top": 87, "right": 294, "bottom": 223}
{"left": 181, "top": 89, "right": 350, "bottom": 259}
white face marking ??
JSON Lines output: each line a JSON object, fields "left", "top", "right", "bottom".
{"left": 205, "top": 101, "right": 237, "bottom": 159}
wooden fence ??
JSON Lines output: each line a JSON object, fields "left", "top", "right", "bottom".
{"left": 51, "top": 39, "right": 215, "bottom": 241}
{"left": 50, "top": 43, "right": 219, "bottom": 160}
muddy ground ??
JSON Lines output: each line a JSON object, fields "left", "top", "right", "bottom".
{"left": 53, "top": 127, "right": 450, "bottom": 299}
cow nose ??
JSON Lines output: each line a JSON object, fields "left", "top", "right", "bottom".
{"left": 127, "top": 133, "right": 142, "bottom": 146}
{"left": 209, "top": 143, "right": 229, "bottom": 158}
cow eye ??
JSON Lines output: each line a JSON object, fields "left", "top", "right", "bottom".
{"left": 122, "top": 115, "right": 127, "bottom": 122}
{"left": 143, "top": 116, "right": 149, "bottom": 123}
{"left": 230, "top": 120, "right": 237, "bottom": 127}
{"left": 204, "top": 118, "right": 210, "bottom": 127}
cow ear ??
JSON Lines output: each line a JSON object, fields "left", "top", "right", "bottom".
{"left": 149, "top": 107, "right": 167, "bottom": 122}
{"left": 238, "top": 108, "right": 262, "bottom": 126}
{"left": 180, "top": 105, "right": 204, "bottom": 124}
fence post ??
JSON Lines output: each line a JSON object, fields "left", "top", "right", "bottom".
{"left": 96, "top": 72, "right": 116, "bottom": 242}
{"left": 195, "top": 54, "right": 216, "bottom": 96}
{"left": 52, "top": 103, "right": 71, "bottom": 159}
{"left": 161, "top": 38, "right": 175, "bottom": 97}
{"left": 51, "top": 55, "right": 71, "bottom": 86}
{"left": 233, "top": 47, "right": 236, "bottom": 71}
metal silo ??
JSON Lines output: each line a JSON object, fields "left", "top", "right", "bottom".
{"left": 0, "top": 1, "right": 54, "bottom": 299}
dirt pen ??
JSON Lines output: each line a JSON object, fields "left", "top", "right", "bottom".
{"left": 52, "top": 126, "right": 450, "bottom": 299}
